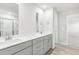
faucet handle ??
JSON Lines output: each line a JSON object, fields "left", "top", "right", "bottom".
{"left": 5, "top": 35, "right": 12, "bottom": 40}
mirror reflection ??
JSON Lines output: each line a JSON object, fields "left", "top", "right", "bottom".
{"left": 0, "top": 3, "right": 18, "bottom": 37}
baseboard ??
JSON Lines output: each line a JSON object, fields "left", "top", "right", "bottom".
{"left": 56, "top": 42, "right": 68, "bottom": 46}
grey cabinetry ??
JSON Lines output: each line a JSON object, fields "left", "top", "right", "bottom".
{"left": 43, "top": 36, "right": 49, "bottom": 54}
{"left": 48, "top": 35, "right": 52, "bottom": 49}
{"left": 14, "top": 41, "right": 32, "bottom": 55}
{"left": 0, "top": 40, "right": 32, "bottom": 55}
{"left": 43, "top": 34, "right": 52, "bottom": 54}
{"left": 14, "top": 46, "right": 32, "bottom": 55}
{"left": 0, "top": 34, "right": 52, "bottom": 55}
{"left": 33, "top": 37, "right": 44, "bottom": 55}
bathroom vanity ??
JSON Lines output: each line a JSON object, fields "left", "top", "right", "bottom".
{"left": 0, "top": 3, "right": 53, "bottom": 55}
{"left": 0, "top": 33, "right": 52, "bottom": 55}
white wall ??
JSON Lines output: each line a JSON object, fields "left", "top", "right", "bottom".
{"left": 58, "top": 10, "right": 79, "bottom": 46}
{"left": 36, "top": 8, "right": 53, "bottom": 34}
{"left": 58, "top": 12, "right": 67, "bottom": 45}
{"left": 19, "top": 3, "right": 37, "bottom": 36}
{"left": 53, "top": 9, "right": 59, "bottom": 44}
{"left": 19, "top": 3, "right": 54, "bottom": 36}
{"left": 67, "top": 13, "right": 79, "bottom": 48}
{"left": 44, "top": 8, "right": 53, "bottom": 34}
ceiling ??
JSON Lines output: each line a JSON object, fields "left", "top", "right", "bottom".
{"left": 0, "top": 3, "right": 79, "bottom": 14}
{"left": 0, "top": 3, "right": 18, "bottom": 14}
{"left": 36, "top": 3, "right": 79, "bottom": 13}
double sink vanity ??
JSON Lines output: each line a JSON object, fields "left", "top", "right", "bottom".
{"left": 0, "top": 3, "right": 53, "bottom": 55}
{"left": 0, "top": 33, "right": 52, "bottom": 55}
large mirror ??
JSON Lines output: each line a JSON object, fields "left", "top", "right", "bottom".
{"left": 0, "top": 3, "right": 18, "bottom": 37}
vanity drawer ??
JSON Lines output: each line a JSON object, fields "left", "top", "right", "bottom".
{"left": 33, "top": 43, "right": 42, "bottom": 55}
{"left": 33, "top": 44, "right": 38, "bottom": 55}
{"left": 48, "top": 35, "right": 52, "bottom": 49}
{"left": 33, "top": 40, "right": 43, "bottom": 55}
{"left": 49, "top": 39, "right": 52, "bottom": 48}
{"left": 33, "top": 37, "right": 43, "bottom": 45}
{"left": 48, "top": 35, "right": 52, "bottom": 40}
{"left": 43, "top": 39, "right": 49, "bottom": 53}
{"left": 0, "top": 40, "right": 32, "bottom": 55}
{"left": 44, "top": 45, "right": 49, "bottom": 54}
{"left": 43, "top": 35, "right": 52, "bottom": 54}
{"left": 14, "top": 46, "right": 32, "bottom": 55}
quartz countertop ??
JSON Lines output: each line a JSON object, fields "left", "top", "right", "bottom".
{"left": 0, "top": 32, "right": 52, "bottom": 50}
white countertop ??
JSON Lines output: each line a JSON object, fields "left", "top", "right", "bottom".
{"left": 0, "top": 32, "right": 52, "bottom": 50}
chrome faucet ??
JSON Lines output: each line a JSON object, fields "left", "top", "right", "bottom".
{"left": 5, "top": 32, "right": 12, "bottom": 40}
{"left": 6, "top": 35, "right": 12, "bottom": 40}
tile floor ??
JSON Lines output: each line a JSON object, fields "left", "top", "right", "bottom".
{"left": 51, "top": 44, "right": 79, "bottom": 55}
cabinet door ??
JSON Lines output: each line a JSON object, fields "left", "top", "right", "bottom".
{"left": 43, "top": 35, "right": 52, "bottom": 54}
{"left": 33, "top": 38, "right": 44, "bottom": 55}
{"left": 43, "top": 37, "right": 49, "bottom": 54}
{"left": 33, "top": 43, "right": 39, "bottom": 55}
{"left": 15, "top": 46, "right": 32, "bottom": 55}
{"left": 49, "top": 37, "right": 52, "bottom": 49}
{"left": 33, "top": 38, "right": 39, "bottom": 55}
{"left": 48, "top": 35, "right": 52, "bottom": 49}
{"left": 37, "top": 41, "right": 43, "bottom": 55}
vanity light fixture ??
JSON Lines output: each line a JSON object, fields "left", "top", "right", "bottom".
{"left": 42, "top": 5, "right": 47, "bottom": 9}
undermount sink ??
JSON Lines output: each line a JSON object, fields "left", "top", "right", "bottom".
{"left": 0, "top": 37, "right": 5, "bottom": 42}
{"left": 0, "top": 37, "right": 18, "bottom": 42}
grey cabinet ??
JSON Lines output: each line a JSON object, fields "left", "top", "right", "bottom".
{"left": 43, "top": 34, "right": 52, "bottom": 54}
{"left": 0, "top": 40, "right": 32, "bottom": 55}
{"left": 14, "top": 41, "right": 32, "bottom": 55}
{"left": 48, "top": 35, "right": 52, "bottom": 49}
{"left": 33, "top": 37, "right": 44, "bottom": 55}
{"left": 0, "top": 34, "right": 52, "bottom": 55}
{"left": 33, "top": 34, "right": 52, "bottom": 55}
{"left": 43, "top": 36, "right": 49, "bottom": 54}
{"left": 14, "top": 46, "right": 32, "bottom": 55}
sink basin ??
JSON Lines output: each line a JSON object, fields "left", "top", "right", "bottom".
{"left": 0, "top": 37, "right": 19, "bottom": 43}
{"left": 0, "top": 37, "right": 5, "bottom": 42}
